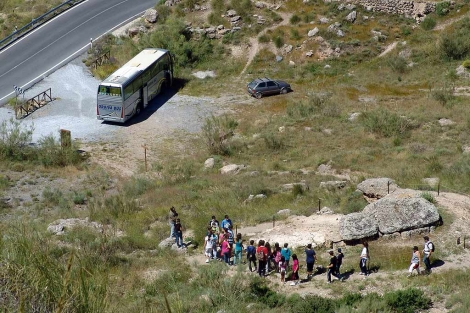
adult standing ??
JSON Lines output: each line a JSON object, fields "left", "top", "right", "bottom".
{"left": 327, "top": 250, "right": 340, "bottom": 283}
{"left": 204, "top": 228, "right": 215, "bottom": 263}
{"left": 256, "top": 240, "right": 268, "bottom": 277}
{"left": 305, "top": 243, "right": 317, "bottom": 279}
{"left": 281, "top": 243, "right": 292, "bottom": 269}
{"left": 408, "top": 246, "right": 421, "bottom": 277}
{"left": 221, "top": 215, "right": 232, "bottom": 230}
{"left": 423, "top": 236, "right": 433, "bottom": 274}
{"left": 359, "top": 241, "right": 369, "bottom": 277}
{"left": 174, "top": 218, "right": 184, "bottom": 248}
{"left": 336, "top": 248, "right": 344, "bottom": 280}
{"left": 168, "top": 206, "right": 178, "bottom": 238}
{"left": 221, "top": 234, "right": 231, "bottom": 265}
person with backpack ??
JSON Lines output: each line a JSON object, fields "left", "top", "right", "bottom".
{"left": 226, "top": 225, "right": 235, "bottom": 248}
{"left": 327, "top": 250, "right": 341, "bottom": 283}
{"left": 233, "top": 233, "right": 244, "bottom": 265}
{"left": 336, "top": 248, "right": 344, "bottom": 280}
{"left": 246, "top": 240, "right": 257, "bottom": 272}
{"left": 174, "top": 218, "right": 184, "bottom": 248}
{"left": 290, "top": 254, "right": 300, "bottom": 286}
{"left": 359, "top": 241, "right": 369, "bottom": 277}
{"left": 281, "top": 243, "right": 292, "bottom": 269}
{"left": 423, "top": 236, "right": 434, "bottom": 274}
{"left": 208, "top": 215, "right": 219, "bottom": 234}
{"left": 305, "top": 243, "right": 317, "bottom": 279}
{"left": 256, "top": 240, "right": 268, "bottom": 277}
{"left": 408, "top": 246, "right": 421, "bottom": 277}
{"left": 265, "top": 242, "right": 272, "bottom": 273}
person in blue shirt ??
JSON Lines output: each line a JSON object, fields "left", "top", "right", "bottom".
{"left": 281, "top": 243, "right": 292, "bottom": 269}
{"left": 305, "top": 243, "right": 317, "bottom": 279}
{"left": 221, "top": 215, "right": 232, "bottom": 230}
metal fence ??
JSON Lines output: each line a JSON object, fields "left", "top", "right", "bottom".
{"left": 0, "top": 0, "right": 85, "bottom": 51}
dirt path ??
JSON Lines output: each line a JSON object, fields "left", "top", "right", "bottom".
{"left": 435, "top": 12, "right": 470, "bottom": 30}
{"left": 239, "top": 11, "right": 292, "bottom": 77}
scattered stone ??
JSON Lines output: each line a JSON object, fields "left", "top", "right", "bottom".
{"left": 127, "top": 27, "right": 141, "bottom": 37}
{"left": 144, "top": 9, "right": 158, "bottom": 23}
{"left": 158, "top": 237, "right": 175, "bottom": 248}
{"left": 324, "top": 64, "right": 331, "bottom": 69}
{"left": 277, "top": 209, "right": 291, "bottom": 215}
{"left": 438, "top": 118, "right": 455, "bottom": 126}
{"left": 281, "top": 181, "right": 309, "bottom": 192}
{"left": 319, "top": 17, "right": 329, "bottom": 24}
{"left": 245, "top": 194, "right": 268, "bottom": 203}
{"left": 399, "top": 48, "right": 412, "bottom": 59}
{"left": 220, "top": 164, "right": 246, "bottom": 175}
{"left": 192, "top": 70, "right": 216, "bottom": 79}
{"left": 276, "top": 55, "right": 283, "bottom": 62}
{"left": 255, "top": 1, "right": 265, "bottom": 8}
{"left": 306, "top": 51, "right": 314, "bottom": 57}
{"left": 289, "top": 60, "right": 296, "bottom": 66}
{"left": 217, "top": 25, "right": 224, "bottom": 30}
{"left": 320, "top": 181, "right": 347, "bottom": 190}
{"left": 226, "top": 9, "right": 237, "bottom": 17}
{"left": 462, "top": 146, "right": 470, "bottom": 154}
{"left": 422, "top": 177, "right": 439, "bottom": 188}
{"left": 346, "top": 4, "right": 356, "bottom": 10}
{"left": 456, "top": 65, "right": 470, "bottom": 78}
{"left": 308, "top": 27, "right": 319, "bottom": 37}
{"left": 336, "top": 29, "right": 345, "bottom": 37}
{"left": 231, "top": 16, "right": 241, "bottom": 23}
{"left": 348, "top": 112, "right": 361, "bottom": 121}
{"left": 316, "top": 207, "right": 334, "bottom": 215}
{"left": 48, "top": 218, "right": 107, "bottom": 235}
{"left": 382, "top": 232, "right": 400, "bottom": 240}
{"left": 357, "top": 178, "right": 398, "bottom": 199}
{"left": 279, "top": 126, "right": 285, "bottom": 132}
{"left": 345, "top": 11, "right": 357, "bottom": 23}
{"left": 281, "top": 44, "right": 293, "bottom": 54}
{"left": 204, "top": 157, "right": 215, "bottom": 169}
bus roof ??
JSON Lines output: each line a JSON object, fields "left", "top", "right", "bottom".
{"left": 101, "top": 48, "right": 168, "bottom": 86}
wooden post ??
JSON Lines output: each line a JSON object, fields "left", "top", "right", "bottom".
{"left": 273, "top": 216, "right": 275, "bottom": 228}
{"left": 60, "top": 129, "right": 71, "bottom": 149}
{"left": 318, "top": 198, "right": 321, "bottom": 212}
{"left": 387, "top": 180, "right": 390, "bottom": 194}
{"left": 142, "top": 144, "right": 147, "bottom": 172}
{"left": 464, "top": 236, "right": 466, "bottom": 249}
{"left": 437, "top": 182, "right": 440, "bottom": 196}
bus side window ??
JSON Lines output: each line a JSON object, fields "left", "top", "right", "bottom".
{"left": 124, "top": 84, "right": 133, "bottom": 99}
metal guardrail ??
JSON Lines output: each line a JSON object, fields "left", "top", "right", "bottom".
{"left": 0, "top": 0, "right": 86, "bottom": 51}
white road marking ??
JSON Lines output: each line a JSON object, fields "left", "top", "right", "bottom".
{"left": 0, "top": 9, "right": 145, "bottom": 103}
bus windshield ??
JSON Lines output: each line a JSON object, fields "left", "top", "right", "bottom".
{"left": 98, "top": 85, "right": 122, "bottom": 97}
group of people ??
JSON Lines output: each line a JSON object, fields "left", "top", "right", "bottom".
{"left": 169, "top": 208, "right": 435, "bottom": 283}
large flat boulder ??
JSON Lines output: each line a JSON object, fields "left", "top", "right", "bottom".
{"left": 339, "top": 212, "right": 378, "bottom": 241}
{"left": 363, "top": 197, "right": 440, "bottom": 234}
{"left": 357, "top": 177, "right": 398, "bottom": 198}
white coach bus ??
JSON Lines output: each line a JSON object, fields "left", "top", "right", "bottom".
{"left": 97, "top": 48, "right": 173, "bottom": 123}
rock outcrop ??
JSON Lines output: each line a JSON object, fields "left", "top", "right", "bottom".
{"left": 357, "top": 177, "right": 398, "bottom": 199}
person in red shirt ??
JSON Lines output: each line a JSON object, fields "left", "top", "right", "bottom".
{"left": 256, "top": 240, "right": 269, "bottom": 277}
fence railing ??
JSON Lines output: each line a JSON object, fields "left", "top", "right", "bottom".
{"left": 0, "top": 0, "right": 85, "bottom": 51}
{"left": 15, "top": 88, "right": 54, "bottom": 119}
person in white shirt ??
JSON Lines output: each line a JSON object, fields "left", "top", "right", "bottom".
{"left": 423, "top": 236, "right": 433, "bottom": 274}
{"left": 359, "top": 241, "right": 369, "bottom": 277}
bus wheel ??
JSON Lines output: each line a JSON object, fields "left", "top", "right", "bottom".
{"left": 136, "top": 103, "right": 142, "bottom": 115}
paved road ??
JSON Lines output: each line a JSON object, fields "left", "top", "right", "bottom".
{"left": 0, "top": 0, "right": 156, "bottom": 104}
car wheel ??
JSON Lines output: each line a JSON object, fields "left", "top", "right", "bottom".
{"left": 255, "top": 92, "right": 262, "bottom": 99}
{"left": 280, "top": 88, "right": 287, "bottom": 94}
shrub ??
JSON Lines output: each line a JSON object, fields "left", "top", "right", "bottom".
{"left": 262, "top": 132, "right": 286, "bottom": 151}
{"left": 0, "top": 118, "right": 34, "bottom": 160}
{"left": 290, "top": 14, "right": 301, "bottom": 24}
{"left": 360, "top": 109, "right": 415, "bottom": 138}
{"left": 73, "top": 192, "right": 86, "bottom": 205}
{"left": 387, "top": 56, "right": 408, "bottom": 73}
{"left": 436, "top": 1, "right": 450, "bottom": 16}
{"left": 290, "top": 29, "right": 301, "bottom": 40}
{"left": 384, "top": 288, "right": 431, "bottom": 313}
{"left": 258, "top": 34, "right": 270, "bottom": 43}
{"left": 463, "top": 60, "right": 470, "bottom": 69}
{"left": 432, "top": 84, "right": 454, "bottom": 106}
{"left": 37, "top": 134, "right": 83, "bottom": 167}
{"left": 273, "top": 36, "right": 284, "bottom": 48}
{"left": 421, "top": 16, "right": 436, "bottom": 30}
{"left": 421, "top": 192, "right": 436, "bottom": 203}
{"left": 202, "top": 115, "right": 238, "bottom": 155}
{"left": 288, "top": 294, "right": 336, "bottom": 312}
{"left": 439, "top": 17, "right": 470, "bottom": 60}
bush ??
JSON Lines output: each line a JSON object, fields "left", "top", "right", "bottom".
{"left": 421, "top": 16, "right": 436, "bottom": 30}
{"left": 421, "top": 192, "right": 436, "bottom": 203}
{"left": 0, "top": 118, "right": 34, "bottom": 160}
{"left": 432, "top": 84, "right": 454, "bottom": 106}
{"left": 384, "top": 288, "right": 431, "bottom": 313}
{"left": 290, "top": 29, "right": 301, "bottom": 40}
{"left": 290, "top": 14, "right": 301, "bottom": 24}
{"left": 436, "top": 1, "right": 450, "bottom": 16}
{"left": 463, "top": 60, "right": 470, "bottom": 69}
{"left": 387, "top": 56, "right": 408, "bottom": 73}
{"left": 202, "top": 115, "right": 238, "bottom": 155}
{"left": 439, "top": 17, "right": 470, "bottom": 60}
{"left": 258, "top": 34, "right": 270, "bottom": 43}
{"left": 288, "top": 294, "right": 336, "bottom": 312}
{"left": 273, "top": 36, "right": 284, "bottom": 48}
{"left": 360, "top": 109, "right": 415, "bottom": 138}
{"left": 37, "top": 134, "right": 83, "bottom": 167}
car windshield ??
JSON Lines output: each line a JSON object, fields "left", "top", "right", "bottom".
{"left": 247, "top": 81, "right": 257, "bottom": 88}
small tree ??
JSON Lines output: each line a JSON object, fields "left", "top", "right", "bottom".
{"left": 202, "top": 115, "right": 238, "bottom": 155}
{"left": 0, "top": 118, "right": 34, "bottom": 160}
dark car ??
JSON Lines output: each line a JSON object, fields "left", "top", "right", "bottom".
{"left": 247, "top": 78, "right": 292, "bottom": 99}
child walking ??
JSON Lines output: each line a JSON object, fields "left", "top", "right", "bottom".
{"left": 233, "top": 233, "right": 244, "bottom": 265}
{"left": 290, "top": 254, "right": 299, "bottom": 286}
{"left": 408, "top": 246, "right": 421, "bottom": 277}
{"left": 246, "top": 240, "right": 257, "bottom": 272}
{"left": 279, "top": 256, "right": 287, "bottom": 283}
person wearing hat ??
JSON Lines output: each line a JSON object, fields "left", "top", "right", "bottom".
{"left": 336, "top": 248, "right": 344, "bottom": 280}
